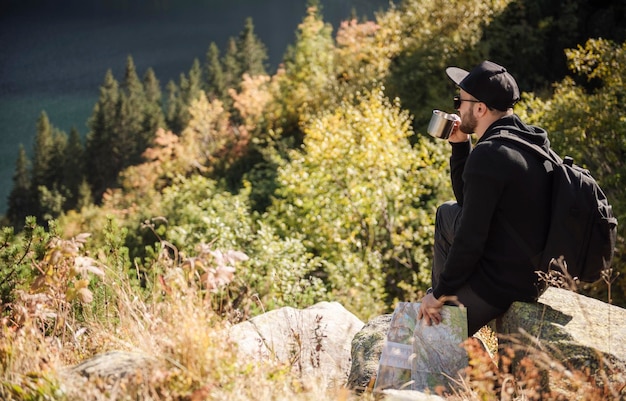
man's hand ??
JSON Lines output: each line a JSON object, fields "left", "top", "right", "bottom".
{"left": 447, "top": 117, "right": 470, "bottom": 143}
{"left": 417, "top": 292, "right": 444, "bottom": 326}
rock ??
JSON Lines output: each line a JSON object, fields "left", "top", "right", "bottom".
{"left": 347, "top": 313, "right": 392, "bottom": 391}
{"left": 227, "top": 301, "right": 365, "bottom": 387}
{"left": 497, "top": 286, "right": 626, "bottom": 384}
{"left": 65, "top": 350, "right": 157, "bottom": 380}
{"left": 60, "top": 350, "right": 158, "bottom": 400}
{"left": 382, "top": 389, "right": 446, "bottom": 401}
{"left": 348, "top": 287, "right": 626, "bottom": 398}
{"left": 347, "top": 314, "right": 450, "bottom": 400}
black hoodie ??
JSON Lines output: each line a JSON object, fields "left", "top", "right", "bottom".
{"left": 433, "top": 114, "right": 552, "bottom": 309}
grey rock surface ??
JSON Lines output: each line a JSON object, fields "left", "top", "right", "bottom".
{"left": 228, "top": 301, "right": 365, "bottom": 386}
{"left": 498, "top": 286, "right": 626, "bottom": 380}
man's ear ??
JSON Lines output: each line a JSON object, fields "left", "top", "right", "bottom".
{"left": 476, "top": 102, "right": 488, "bottom": 117}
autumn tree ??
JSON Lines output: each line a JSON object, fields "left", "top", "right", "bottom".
{"left": 267, "top": 87, "right": 451, "bottom": 318}
{"left": 269, "top": 5, "right": 337, "bottom": 144}
{"left": 381, "top": 0, "right": 510, "bottom": 130}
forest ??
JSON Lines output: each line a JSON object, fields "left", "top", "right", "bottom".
{"left": 1, "top": 0, "right": 625, "bottom": 399}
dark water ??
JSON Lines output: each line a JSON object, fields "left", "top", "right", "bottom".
{"left": 0, "top": 0, "right": 394, "bottom": 215}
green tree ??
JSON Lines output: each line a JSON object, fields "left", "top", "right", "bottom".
{"left": 86, "top": 69, "right": 120, "bottom": 199}
{"left": 222, "top": 37, "right": 242, "bottom": 97}
{"left": 271, "top": 5, "right": 337, "bottom": 141}
{"left": 381, "top": 0, "right": 510, "bottom": 130}
{"left": 85, "top": 57, "right": 164, "bottom": 201}
{"left": 6, "top": 145, "right": 33, "bottom": 229}
{"left": 29, "top": 112, "right": 69, "bottom": 222}
{"left": 236, "top": 17, "right": 268, "bottom": 78}
{"left": 141, "top": 67, "right": 166, "bottom": 151}
{"left": 38, "top": 128, "right": 68, "bottom": 222}
{"left": 483, "top": 0, "right": 626, "bottom": 92}
{"left": 31, "top": 111, "right": 56, "bottom": 192}
{"left": 267, "top": 87, "right": 451, "bottom": 319}
{"left": 165, "top": 80, "right": 183, "bottom": 134}
{"left": 205, "top": 42, "right": 226, "bottom": 101}
{"left": 116, "top": 55, "right": 147, "bottom": 166}
{"left": 166, "top": 60, "right": 203, "bottom": 135}
{"left": 61, "top": 127, "right": 86, "bottom": 210}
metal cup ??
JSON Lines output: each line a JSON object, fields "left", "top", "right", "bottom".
{"left": 427, "top": 109, "right": 460, "bottom": 139}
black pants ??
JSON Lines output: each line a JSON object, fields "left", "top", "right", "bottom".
{"left": 433, "top": 201, "right": 508, "bottom": 335}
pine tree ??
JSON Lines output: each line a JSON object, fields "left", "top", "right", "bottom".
{"left": 277, "top": 5, "right": 336, "bottom": 137}
{"left": 29, "top": 111, "right": 68, "bottom": 222}
{"left": 236, "top": 17, "right": 268, "bottom": 77}
{"left": 6, "top": 145, "right": 33, "bottom": 228}
{"left": 142, "top": 67, "right": 166, "bottom": 152}
{"left": 184, "top": 58, "right": 204, "bottom": 105}
{"left": 49, "top": 128, "right": 68, "bottom": 190}
{"left": 75, "top": 179, "right": 93, "bottom": 211}
{"left": 205, "top": 42, "right": 226, "bottom": 101}
{"left": 116, "top": 55, "right": 147, "bottom": 165}
{"left": 31, "top": 111, "right": 55, "bottom": 192}
{"left": 61, "top": 127, "right": 85, "bottom": 210}
{"left": 166, "top": 59, "right": 203, "bottom": 135}
{"left": 222, "top": 37, "right": 242, "bottom": 97}
{"left": 86, "top": 69, "right": 120, "bottom": 200}
{"left": 165, "top": 79, "right": 184, "bottom": 134}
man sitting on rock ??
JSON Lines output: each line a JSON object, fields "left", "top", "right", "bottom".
{"left": 418, "top": 60, "right": 552, "bottom": 335}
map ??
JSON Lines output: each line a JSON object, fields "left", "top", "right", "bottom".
{"left": 374, "top": 302, "right": 468, "bottom": 392}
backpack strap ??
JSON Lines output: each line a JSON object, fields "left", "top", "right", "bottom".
{"left": 491, "top": 129, "right": 562, "bottom": 166}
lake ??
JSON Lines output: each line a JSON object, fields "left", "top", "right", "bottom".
{"left": 0, "top": 0, "right": 394, "bottom": 215}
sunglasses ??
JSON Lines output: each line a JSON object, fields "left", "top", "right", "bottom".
{"left": 453, "top": 95, "right": 481, "bottom": 110}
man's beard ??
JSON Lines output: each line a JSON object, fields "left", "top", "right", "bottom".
{"left": 459, "top": 105, "right": 477, "bottom": 134}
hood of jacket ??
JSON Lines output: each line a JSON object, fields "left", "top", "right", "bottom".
{"left": 480, "top": 114, "right": 550, "bottom": 152}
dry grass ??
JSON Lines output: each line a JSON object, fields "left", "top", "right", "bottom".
{"left": 1, "top": 236, "right": 624, "bottom": 400}
{"left": 0, "top": 235, "right": 375, "bottom": 401}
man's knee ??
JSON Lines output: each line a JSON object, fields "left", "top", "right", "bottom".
{"left": 436, "top": 201, "right": 461, "bottom": 226}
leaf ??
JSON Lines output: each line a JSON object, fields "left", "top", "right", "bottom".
{"left": 66, "top": 287, "right": 76, "bottom": 302}
{"left": 74, "top": 256, "right": 105, "bottom": 278}
{"left": 215, "top": 265, "right": 236, "bottom": 287}
{"left": 74, "top": 279, "right": 90, "bottom": 290}
{"left": 74, "top": 232, "right": 92, "bottom": 244}
{"left": 224, "top": 250, "right": 249, "bottom": 263}
{"left": 76, "top": 288, "right": 93, "bottom": 303}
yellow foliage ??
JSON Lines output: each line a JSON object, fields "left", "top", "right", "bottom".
{"left": 229, "top": 73, "right": 272, "bottom": 130}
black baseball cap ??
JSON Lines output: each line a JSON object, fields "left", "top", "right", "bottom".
{"left": 446, "top": 60, "right": 520, "bottom": 111}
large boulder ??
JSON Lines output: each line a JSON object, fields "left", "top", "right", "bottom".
{"left": 498, "top": 286, "right": 626, "bottom": 381}
{"left": 348, "top": 287, "right": 626, "bottom": 397}
{"left": 60, "top": 351, "right": 158, "bottom": 400}
{"left": 347, "top": 313, "right": 392, "bottom": 391}
{"left": 227, "top": 301, "right": 365, "bottom": 386}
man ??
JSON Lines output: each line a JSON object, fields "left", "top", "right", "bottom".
{"left": 418, "top": 60, "right": 552, "bottom": 335}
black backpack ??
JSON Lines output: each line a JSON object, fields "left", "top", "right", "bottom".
{"left": 490, "top": 130, "right": 618, "bottom": 283}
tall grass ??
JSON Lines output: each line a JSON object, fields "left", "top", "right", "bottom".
{"left": 0, "top": 231, "right": 374, "bottom": 401}
{"left": 1, "top": 231, "right": 623, "bottom": 400}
